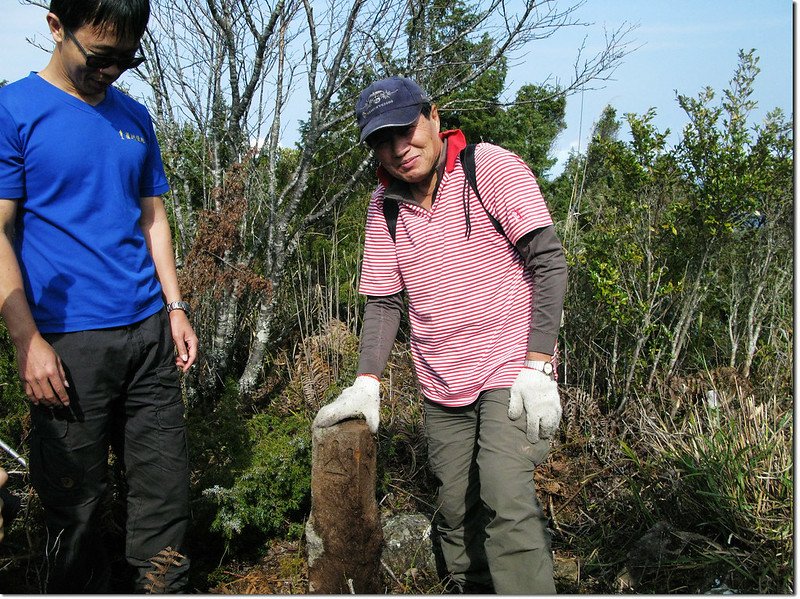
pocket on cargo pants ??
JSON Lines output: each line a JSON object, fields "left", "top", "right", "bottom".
{"left": 29, "top": 406, "right": 106, "bottom": 504}
{"left": 124, "top": 361, "right": 190, "bottom": 577}
{"left": 30, "top": 404, "right": 113, "bottom": 593}
{"left": 153, "top": 365, "right": 189, "bottom": 470}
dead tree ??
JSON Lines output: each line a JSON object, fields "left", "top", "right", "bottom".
{"left": 61, "top": 0, "right": 634, "bottom": 398}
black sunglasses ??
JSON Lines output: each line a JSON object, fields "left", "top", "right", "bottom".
{"left": 65, "top": 28, "right": 146, "bottom": 71}
{"left": 365, "top": 119, "right": 420, "bottom": 149}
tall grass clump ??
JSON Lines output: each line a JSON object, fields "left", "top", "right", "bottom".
{"left": 635, "top": 386, "right": 793, "bottom": 592}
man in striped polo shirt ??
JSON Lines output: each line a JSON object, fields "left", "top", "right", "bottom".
{"left": 314, "top": 76, "right": 567, "bottom": 594}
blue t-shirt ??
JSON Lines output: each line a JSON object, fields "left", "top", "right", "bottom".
{"left": 0, "top": 73, "right": 170, "bottom": 333}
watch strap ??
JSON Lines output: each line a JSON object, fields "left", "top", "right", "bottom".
{"left": 524, "top": 359, "right": 554, "bottom": 376}
{"left": 166, "top": 300, "right": 190, "bottom": 315}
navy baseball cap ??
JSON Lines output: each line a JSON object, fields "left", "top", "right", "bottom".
{"left": 355, "top": 76, "right": 431, "bottom": 143}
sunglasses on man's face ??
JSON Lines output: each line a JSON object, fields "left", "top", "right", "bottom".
{"left": 65, "top": 28, "right": 146, "bottom": 71}
{"left": 365, "top": 119, "right": 420, "bottom": 150}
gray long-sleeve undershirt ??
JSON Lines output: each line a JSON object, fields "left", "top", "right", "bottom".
{"left": 356, "top": 225, "right": 567, "bottom": 377}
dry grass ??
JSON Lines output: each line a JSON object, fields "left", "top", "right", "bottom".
{"left": 637, "top": 381, "right": 792, "bottom": 546}
{"left": 279, "top": 305, "right": 794, "bottom": 593}
{"left": 617, "top": 374, "right": 793, "bottom": 592}
{"left": 2, "top": 317, "right": 791, "bottom": 594}
{"left": 209, "top": 540, "right": 308, "bottom": 594}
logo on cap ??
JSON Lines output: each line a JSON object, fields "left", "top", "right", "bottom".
{"left": 363, "top": 89, "right": 400, "bottom": 117}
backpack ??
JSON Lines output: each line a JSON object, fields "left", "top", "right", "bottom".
{"left": 382, "top": 143, "right": 508, "bottom": 243}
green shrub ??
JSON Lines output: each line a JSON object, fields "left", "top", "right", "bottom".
{"left": 0, "top": 323, "right": 27, "bottom": 459}
{"left": 203, "top": 410, "right": 312, "bottom": 540}
{"left": 187, "top": 377, "right": 252, "bottom": 490}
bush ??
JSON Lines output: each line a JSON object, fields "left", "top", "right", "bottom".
{"left": 0, "top": 324, "right": 27, "bottom": 451}
{"left": 630, "top": 387, "right": 793, "bottom": 592}
{"left": 204, "top": 410, "right": 312, "bottom": 541}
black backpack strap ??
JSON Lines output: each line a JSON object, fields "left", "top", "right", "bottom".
{"left": 459, "top": 144, "right": 505, "bottom": 238}
{"left": 383, "top": 196, "right": 399, "bottom": 242}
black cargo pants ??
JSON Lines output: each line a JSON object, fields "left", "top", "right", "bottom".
{"left": 30, "top": 309, "right": 190, "bottom": 593}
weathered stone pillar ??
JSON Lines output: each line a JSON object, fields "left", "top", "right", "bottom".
{"left": 306, "top": 420, "right": 383, "bottom": 593}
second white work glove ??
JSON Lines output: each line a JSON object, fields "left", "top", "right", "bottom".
{"left": 312, "top": 375, "right": 381, "bottom": 434}
{"left": 508, "top": 368, "right": 562, "bottom": 443}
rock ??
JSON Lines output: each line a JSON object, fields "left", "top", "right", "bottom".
{"left": 624, "top": 520, "right": 681, "bottom": 587}
{"left": 380, "top": 512, "right": 581, "bottom": 591}
{"left": 380, "top": 513, "right": 438, "bottom": 579}
{"left": 704, "top": 580, "right": 740, "bottom": 595}
{"left": 623, "top": 520, "right": 728, "bottom": 592}
{"left": 615, "top": 566, "right": 637, "bottom": 592}
{"left": 553, "top": 555, "right": 580, "bottom": 584}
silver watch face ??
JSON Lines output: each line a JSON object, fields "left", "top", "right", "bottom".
{"left": 525, "top": 360, "right": 554, "bottom": 376}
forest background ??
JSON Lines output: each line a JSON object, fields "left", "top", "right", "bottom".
{"left": 0, "top": 0, "right": 793, "bottom": 593}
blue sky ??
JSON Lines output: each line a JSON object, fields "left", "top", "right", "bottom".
{"left": 510, "top": 0, "right": 794, "bottom": 175}
{"left": 3, "top": 1, "right": 793, "bottom": 176}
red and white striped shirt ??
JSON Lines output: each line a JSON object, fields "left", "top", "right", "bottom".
{"left": 359, "top": 130, "right": 553, "bottom": 406}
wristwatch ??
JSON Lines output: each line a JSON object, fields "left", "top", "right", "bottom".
{"left": 524, "top": 360, "right": 554, "bottom": 377}
{"left": 166, "top": 300, "right": 191, "bottom": 315}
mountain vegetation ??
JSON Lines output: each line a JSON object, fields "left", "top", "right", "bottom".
{"left": 0, "top": 0, "right": 791, "bottom": 593}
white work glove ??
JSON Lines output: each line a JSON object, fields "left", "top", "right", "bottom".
{"left": 313, "top": 375, "right": 381, "bottom": 434}
{"left": 508, "top": 368, "right": 562, "bottom": 443}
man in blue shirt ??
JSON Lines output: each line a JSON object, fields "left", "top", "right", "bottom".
{"left": 0, "top": 0, "right": 197, "bottom": 591}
